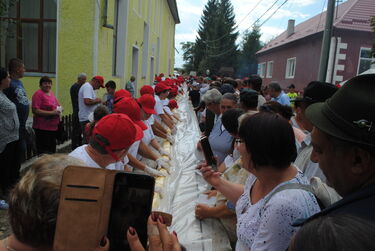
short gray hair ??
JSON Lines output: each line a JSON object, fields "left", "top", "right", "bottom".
{"left": 202, "top": 88, "right": 222, "bottom": 105}
{"left": 221, "top": 93, "right": 238, "bottom": 104}
{"left": 77, "top": 72, "right": 87, "bottom": 79}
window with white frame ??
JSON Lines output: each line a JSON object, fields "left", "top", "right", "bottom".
{"left": 285, "top": 57, "right": 296, "bottom": 79}
{"left": 266, "top": 61, "right": 273, "bottom": 78}
{"left": 258, "top": 62, "right": 266, "bottom": 78}
{"left": 357, "top": 48, "right": 374, "bottom": 74}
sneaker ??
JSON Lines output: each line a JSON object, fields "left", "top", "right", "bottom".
{"left": 0, "top": 200, "right": 9, "bottom": 210}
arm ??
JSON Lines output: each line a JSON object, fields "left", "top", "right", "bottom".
{"left": 138, "top": 141, "right": 159, "bottom": 161}
{"left": 160, "top": 114, "right": 174, "bottom": 129}
{"left": 150, "top": 139, "right": 162, "bottom": 151}
{"left": 84, "top": 98, "right": 101, "bottom": 106}
{"left": 195, "top": 203, "right": 235, "bottom": 219}
{"left": 32, "top": 108, "right": 59, "bottom": 117}
{"left": 153, "top": 120, "right": 168, "bottom": 134}
{"left": 199, "top": 165, "right": 244, "bottom": 204}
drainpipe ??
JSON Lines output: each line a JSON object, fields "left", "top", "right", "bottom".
{"left": 103, "top": 0, "right": 114, "bottom": 29}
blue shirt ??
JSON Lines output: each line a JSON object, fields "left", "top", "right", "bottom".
{"left": 3, "top": 79, "right": 30, "bottom": 131}
{"left": 208, "top": 115, "right": 234, "bottom": 164}
{"left": 272, "top": 91, "right": 291, "bottom": 106}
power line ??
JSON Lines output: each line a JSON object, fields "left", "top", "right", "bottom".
{"left": 258, "top": 0, "right": 289, "bottom": 27}
{"left": 316, "top": 0, "right": 327, "bottom": 32}
{"left": 205, "top": 0, "right": 273, "bottom": 44}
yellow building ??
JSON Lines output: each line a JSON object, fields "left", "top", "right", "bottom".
{"left": 0, "top": 0, "right": 179, "bottom": 114}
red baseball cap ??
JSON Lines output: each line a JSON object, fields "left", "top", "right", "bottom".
{"left": 140, "top": 85, "right": 155, "bottom": 96}
{"left": 93, "top": 76, "right": 105, "bottom": 88}
{"left": 114, "top": 89, "right": 131, "bottom": 103}
{"left": 169, "top": 87, "right": 178, "bottom": 96}
{"left": 92, "top": 113, "right": 143, "bottom": 160}
{"left": 137, "top": 94, "right": 156, "bottom": 115}
{"left": 113, "top": 97, "right": 148, "bottom": 130}
{"left": 155, "top": 82, "right": 171, "bottom": 94}
{"left": 168, "top": 99, "right": 178, "bottom": 110}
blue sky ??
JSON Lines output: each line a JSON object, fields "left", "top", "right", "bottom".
{"left": 175, "top": 0, "right": 343, "bottom": 67}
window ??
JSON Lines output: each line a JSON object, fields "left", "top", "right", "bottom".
{"left": 257, "top": 62, "right": 266, "bottom": 78}
{"left": 357, "top": 48, "right": 374, "bottom": 74}
{"left": 285, "top": 57, "right": 296, "bottom": 79}
{"left": 266, "top": 61, "right": 273, "bottom": 78}
{"left": 1, "top": 0, "right": 57, "bottom": 73}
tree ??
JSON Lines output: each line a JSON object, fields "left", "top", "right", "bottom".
{"left": 238, "top": 25, "right": 263, "bottom": 77}
{"left": 192, "top": 0, "right": 238, "bottom": 75}
{"left": 180, "top": 41, "right": 196, "bottom": 73}
{"left": 0, "top": 0, "right": 18, "bottom": 67}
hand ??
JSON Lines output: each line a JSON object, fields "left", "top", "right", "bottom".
{"left": 54, "top": 109, "right": 61, "bottom": 116}
{"left": 195, "top": 204, "right": 213, "bottom": 220}
{"left": 158, "top": 148, "right": 171, "bottom": 158}
{"left": 166, "top": 135, "right": 175, "bottom": 145}
{"left": 171, "top": 127, "right": 177, "bottom": 135}
{"left": 156, "top": 157, "right": 170, "bottom": 172}
{"left": 197, "top": 164, "right": 222, "bottom": 188}
{"left": 203, "top": 190, "right": 218, "bottom": 199}
{"left": 95, "top": 98, "right": 102, "bottom": 104}
{"left": 145, "top": 166, "right": 166, "bottom": 177}
{"left": 93, "top": 236, "right": 109, "bottom": 251}
{"left": 127, "top": 214, "right": 181, "bottom": 251}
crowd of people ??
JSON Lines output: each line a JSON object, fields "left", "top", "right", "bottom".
{"left": 188, "top": 74, "right": 375, "bottom": 250}
{"left": 1, "top": 55, "right": 375, "bottom": 250}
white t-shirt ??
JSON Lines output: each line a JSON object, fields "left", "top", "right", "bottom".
{"left": 78, "top": 82, "right": 98, "bottom": 122}
{"left": 154, "top": 95, "right": 164, "bottom": 123}
{"left": 128, "top": 140, "right": 141, "bottom": 170}
{"left": 69, "top": 145, "right": 124, "bottom": 170}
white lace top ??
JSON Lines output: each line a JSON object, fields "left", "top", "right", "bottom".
{"left": 235, "top": 171, "right": 320, "bottom": 251}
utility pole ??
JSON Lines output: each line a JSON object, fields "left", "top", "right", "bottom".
{"left": 318, "top": 0, "right": 336, "bottom": 82}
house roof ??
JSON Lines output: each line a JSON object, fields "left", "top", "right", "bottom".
{"left": 257, "top": 0, "right": 374, "bottom": 54}
{"left": 167, "top": 0, "right": 180, "bottom": 24}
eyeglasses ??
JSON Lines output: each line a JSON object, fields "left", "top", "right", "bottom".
{"left": 235, "top": 139, "right": 243, "bottom": 145}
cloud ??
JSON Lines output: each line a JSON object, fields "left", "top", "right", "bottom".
{"left": 175, "top": 32, "right": 198, "bottom": 43}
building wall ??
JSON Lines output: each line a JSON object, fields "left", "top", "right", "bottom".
{"left": 257, "top": 29, "right": 374, "bottom": 90}
{"left": 257, "top": 34, "right": 323, "bottom": 90}
{"left": 55, "top": 0, "right": 177, "bottom": 114}
{"left": 335, "top": 29, "right": 374, "bottom": 82}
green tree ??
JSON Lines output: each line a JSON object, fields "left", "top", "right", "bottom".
{"left": 191, "top": 0, "right": 238, "bottom": 76}
{"left": 238, "top": 25, "right": 263, "bottom": 76}
{"left": 180, "top": 41, "right": 196, "bottom": 73}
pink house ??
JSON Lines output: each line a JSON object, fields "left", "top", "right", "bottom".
{"left": 256, "top": 0, "right": 375, "bottom": 90}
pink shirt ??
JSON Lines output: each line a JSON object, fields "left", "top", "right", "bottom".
{"left": 32, "top": 89, "right": 60, "bottom": 131}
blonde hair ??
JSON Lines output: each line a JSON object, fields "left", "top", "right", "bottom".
{"left": 8, "top": 154, "right": 84, "bottom": 249}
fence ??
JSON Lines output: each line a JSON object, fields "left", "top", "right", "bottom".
{"left": 24, "top": 114, "right": 73, "bottom": 162}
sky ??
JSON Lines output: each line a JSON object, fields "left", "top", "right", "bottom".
{"left": 174, "top": 0, "right": 342, "bottom": 68}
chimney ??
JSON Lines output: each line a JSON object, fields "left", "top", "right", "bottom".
{"left": 287, "top": 19, "right": 295, "bottom": 37}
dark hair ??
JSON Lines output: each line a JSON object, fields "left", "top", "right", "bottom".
{"left": 238, "top": 112, "right": 297, "bottom": 168}
{"left": 87, "top": 106, "right": 110, "bottom": 141}
{"left": 0, "top": 67, "right": 8, "bottom": 82}
{"left": 105, "top": 80, "right": 116, "bottom": 89}
{"left": 39, "top": 76, "right": 52, "bottom": 86}
{"left": 269, "top": 82, "right": 281, "bottom": 92}
{"left": 240, "top": 88, "right": 258, "bottom": 110}
{"left": 246, "top": 74, "right": 262, "bottom": 92}
{"left": 8, "top": 58, "right": 23, "bottom": 74}
{"left": 222, "top": 108, "right": 245, "bottom": 135}
{"left": 290, "top": 215, "right": 375, "bottom": 251}
{"left": 259, "top": 101, "right": 293, "bottom": 120}
{"left": 89, "top": 134, "right": 110, "bottom": 154}
{"left": 288, "top": 84, "right": 295, "bottom": 89}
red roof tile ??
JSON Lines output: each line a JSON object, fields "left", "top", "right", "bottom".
{"left": 257, "top": 0, "right": 374, "bottom": 54}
